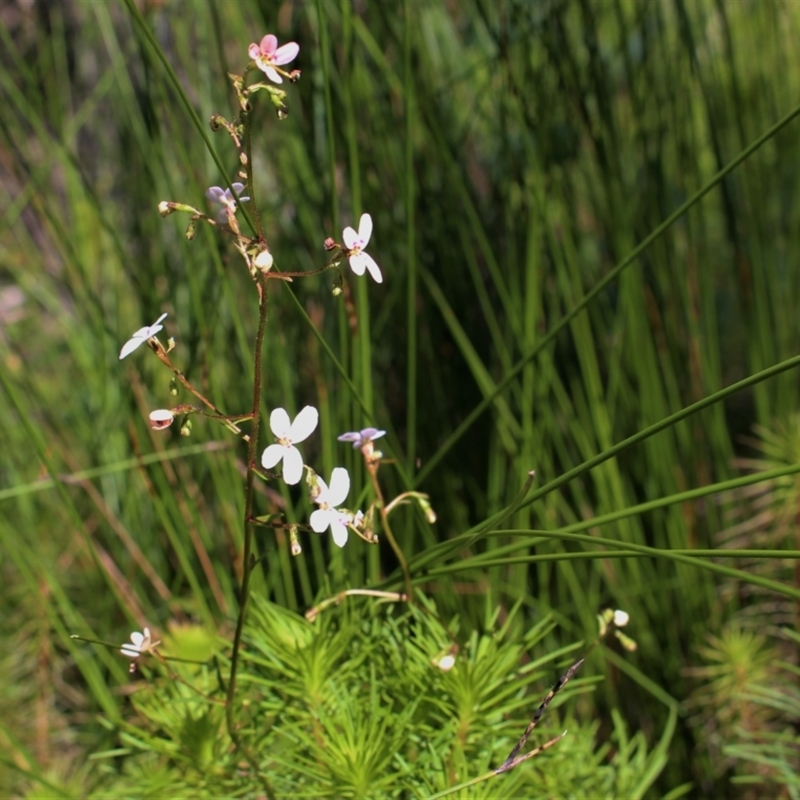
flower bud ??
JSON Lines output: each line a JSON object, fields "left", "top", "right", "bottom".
{"left": 180, "top": 419, "right": 192, "bottom": 437}
{"left": 613, "top": 609, "right": 630, "bottom": 627}
{"left": 149, "top": 409, "right": 175, "bottom": 430}
{"left": 254, "top": 249, "right": 274, "bottom": 272}
{"left": 158, "top": 201, "right": 174, "bottom": 217}
{"left": 289, "top": 69, "right": 302, "bottom": 83}
{"left": 323, "top": 237, "right": 336, "bottom": 251}
{"left": 185, "top": 220, "right": 196, "bottom": 240}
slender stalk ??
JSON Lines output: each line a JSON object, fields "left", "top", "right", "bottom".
{"left": 225, "top": 271, "right": 276, "bottom": 799}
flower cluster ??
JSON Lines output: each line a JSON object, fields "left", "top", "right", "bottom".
{"left": 258, "top": 407, "right": 379, "bottom": 548}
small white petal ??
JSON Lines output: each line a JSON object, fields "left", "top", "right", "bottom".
{"left": 261, "top": 444, "right": 285, "bottom": 469}
{"left": 328, "top": 467, "right": 350, "bottom": 507}
{"left": 361, "top": 253, "right": 383, "bottom": 284}
{"left": 330, "top": 517, "right": 349, "bottom": 547}
{"left": 613, "top": 610, "right": 630, "bottom": 627}
{"left": 270, "top": 408, "right": 292, "bottom": 438}
{"left": 120, "top": 645, "right": 139, "bottom": 658}
{"left": 289, "top": 405, "right": 319, "bottom": 443}
{"left": 119, "top": 336, "right": 146, "bottom": 360}
{"left": 282, "top": 446, "right": 304, "bottom": 485}
{"left": 342, "top": 225, "right": 359, "bottom": 250}
{"left": 310, "top": 508, "right": 330, "bottom": 533}
{"left": 348, "top": 253, "right": 368, "bottom": 276}
{"left": 358, "top": 213, "right": 373, "bottom": 246}
{"left": 264, "top": 66, "right": 283, "bottom": 84}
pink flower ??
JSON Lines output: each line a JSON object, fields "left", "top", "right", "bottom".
{"left": 248, "top": 34, "right": 299, "bottom": 84}
{"left": 343, "top": 213, "right": 382, "bottom": 283}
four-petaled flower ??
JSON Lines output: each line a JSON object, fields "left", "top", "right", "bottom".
{"left": 310, "top": 467, "right": 352, "bottom": 547}
{"left": 206, "top": 183, "right": 250, "bottom": 225}
{"left": 248, "top": 34, "right": 300, "bottom": 84}
{"left": 119, "top": 313, "right": 167, "bottom": 360}
{"left": 343, "top": 213, "right": 382, "bottom": 283}
{"left": 337, "top": 427, "right": 386, "bottom": 449}
{"left": 121, "top": 627, "right": 159, "bottom": 658}
{"left": 261, "top": 406, "right": 319, "bottom": 485}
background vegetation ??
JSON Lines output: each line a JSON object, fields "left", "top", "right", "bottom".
{"left": 1, "top": 0, "right": 800, "bottom": 796}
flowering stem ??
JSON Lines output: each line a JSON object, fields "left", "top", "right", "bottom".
{"left": 225, "top": 271, "right": 276, "bottom": 800}
{"left": 151, "top": 343, "right": 252, "bottom": 440}
{"left": 242, "top": 107, "right": 264, "bottom": 241}
{"left": 366, "top": 460, "right": 414, "bottom": 604}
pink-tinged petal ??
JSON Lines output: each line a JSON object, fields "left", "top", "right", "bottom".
{"left": 357, "top": 213, "right": 373, "bottom": 246}
{"left": 362, "top": 253, "right": 383, "bottom": 284}
{"left": 310, "top": 508, "right": 330, "bottom": 533}
{"left": 263, "top": 66, "right": 283, "bottom": 84}
{"left": 269, "top": 407, "right": 292, "bottom": 438}
{"left": 260, "top": 34, "right": 278, "bottom": 56}
{"left": 337, "top": 431, "right": 361, "bottom": 443}
{"left": 206, "top": 186, "right": 225, "bottom": 202}
{"left": 282, "top": 446, "right": 304, "bottom": 484}
{"left": 273, "top": 41, "right": 299, "bottom": 65}
{"left": 119, "top": 336, "right": 146, "bottom": 360}
{"left": 248, "top": 43, "right": 261, "bottom": 60}
{"left": 348, "top": 253, "right": 368, "bottom": 276}
{"left": 330, "top": 517, "right": 349, "bottom": 547}
{"left": 289, "top": 405, "right": 319, "bottom": 443}
{"left": 261, "top": 443, "right": 285, "bottom": 469}
{"left": 328, "top": 467, "right": 350, "bottom": 507}
{"left": 342, "top": 225, "right": 359, "bottom": 250}
{"left": 231, "top": 182, "right": 245, "bottom": 195}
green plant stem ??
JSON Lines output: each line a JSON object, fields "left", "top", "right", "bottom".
{"left": 367, "top": 454, "right": 414, "bottom": 603}
{"left": 225, "top": 271, "right": 276, "bottom": 800}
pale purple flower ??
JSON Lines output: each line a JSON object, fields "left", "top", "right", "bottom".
{"left": 205, "top": 183, "right": 250, "bottom": 224}
{"left": 248, "top": 34, "right": 299, "bottom": 84}
{"left": 121, "top": 627, "right": 158, "bottom": 658}
{"left": 337, "top": 427, "right": 386, "bottom": 449}
{"left": 119, "top": 313, "right": 167, "bottom": 360}
{"left": 310, "top": 467, "right": 351, "bottom": 547}
{"left": 261, "top": 406, "right": 318, "bottom": 485}
{"left": 343, "top": 213, "right": 382, "bottom": 283}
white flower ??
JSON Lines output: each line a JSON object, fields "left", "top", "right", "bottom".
{"left": 149, "top": 409, "right": 174, "bottom": 430}
{"left": 120, "top": 627, "right": 158, "bottom": 658}
{"left": 310, "top": 467, "right": 351, "bottom": 547}
{"left": 343, "top": 213, "right": 382, "bottom": 283}
{"left": 613, "top": 609, "right": 630, "bottom": 627}
{"left": 206, "top": 183, "right": 250, "bottom": 224}
{"left": 261, "top": 406, "right": 318, "bottom": 485}
{"left": 337, "top": 427, "right": 386, "bottom": 448}
{"left": 119, "top": 313, "right": 167, "bottom": 360}
{"left": 436, "top": 654, "right": 456, "bottom": 672}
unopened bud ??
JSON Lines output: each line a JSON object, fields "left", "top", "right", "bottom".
{"left": 289, "top": 525, "right": 302, "bottom": 556}
{"left": 323, "top": 237, "right": 336, "bottom": 251}
{"left": 276, "top": 107, "right": 288, "bottom": 121}
{"left": 254, "top": 249, "right": 273, "bottom": 272}
{"left": 613, "top": 609, "right": 630, "bottom": 627}
{"left": 289, "top": 69, "right": 302, "bottom": 83}
{"left": 209, "top": 114, "right": 224, "bottom": 131}
{"left": 158, "top": 201, "right": 174, "bottom": 217}
{"left": 149, "top": 409, "right": 175, "bottom": 430}
{"left": 332, "top": 286, "right": 343, "bottom": 297}
{"left": 180, "top": 419, "right": 192, "bottom": 437}
{"left": 185, "top": 220, "right": 196, "bottom": 240}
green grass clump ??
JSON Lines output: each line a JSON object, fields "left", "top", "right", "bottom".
{"left": 2, "top": 0, "right": 800, "bottom": 796}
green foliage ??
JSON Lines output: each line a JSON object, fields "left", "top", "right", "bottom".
{"left": 87, "top": 598, "right": 667, "bottom": 799}
{"left": 1, "top": 0, "right": 800, "bottom": 796}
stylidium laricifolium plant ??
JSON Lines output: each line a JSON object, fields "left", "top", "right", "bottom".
{"left": 106, "top": 28, "right": 435, "bottom": 752}
{"left": 87, "top": 28, "right": 639, "bottom": 794}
